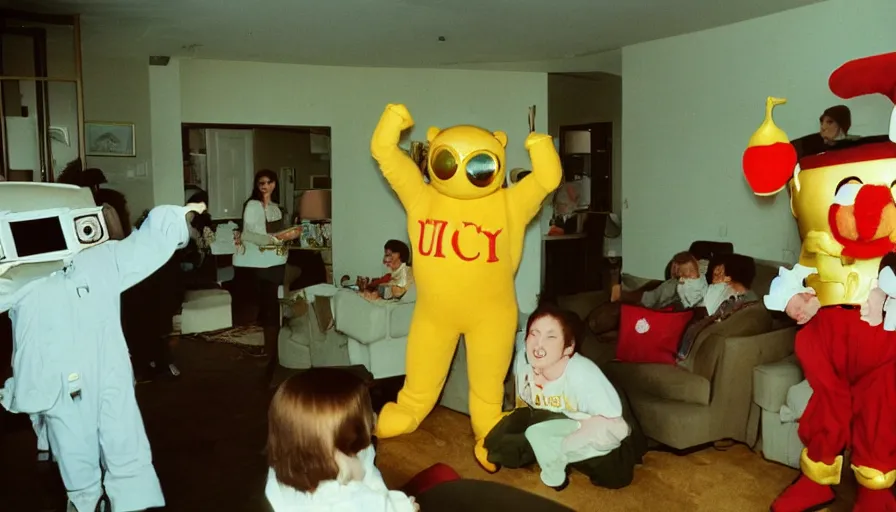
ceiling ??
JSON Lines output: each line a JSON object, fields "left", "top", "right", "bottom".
{"left": 7, "top": 0, "right": 822, "bottom": 72}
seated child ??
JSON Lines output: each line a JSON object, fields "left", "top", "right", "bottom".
{"left": 484, "top": 304, "right": 646, "bottom": 490}
{"left": 265, "top": 368, "right": 421, "bottom": 511}
{"left": 357, "top": 240, "right": 413, "bottom": 301}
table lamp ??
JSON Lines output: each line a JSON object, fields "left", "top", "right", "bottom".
{"left": 298, "top": 189, "right": 331, "bottom": 221}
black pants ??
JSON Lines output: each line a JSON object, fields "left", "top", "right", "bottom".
{"left": 484, "top": 387, "right": 647, "bottom": 489}
{"left": 234, "top": 265, "right": 285, "bottom": 327}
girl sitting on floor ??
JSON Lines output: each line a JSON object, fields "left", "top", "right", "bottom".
{"left": 266, "top": 368, "right": 455, "bottom": 511}
{"left": 485, "top": 304, "right": 647, "bottom": 490}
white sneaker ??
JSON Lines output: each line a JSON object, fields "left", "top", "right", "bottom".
{"left": 168, "top": 363, "right": 181, "bottom": 377}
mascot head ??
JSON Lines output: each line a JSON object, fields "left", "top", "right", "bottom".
{"left": 0, "top": 182, "right": 111, "bottom": 283}
{"left": 425, "top": 125, "right": 508, "bottom": 200}
{"left": 742, "top": 52, "right": 896, "bottom": 261}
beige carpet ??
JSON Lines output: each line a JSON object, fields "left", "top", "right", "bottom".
{"left": 376, "top": 407, "right": 856, "bottom": 512}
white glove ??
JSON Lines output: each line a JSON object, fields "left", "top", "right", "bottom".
{"left": 884, "top": 297, "right": 896, "bottom": 332}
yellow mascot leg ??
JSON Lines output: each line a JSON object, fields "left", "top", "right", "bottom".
{"left": 465, "top": 310, "right": 518, "bottom": 473}
{"left": 376, "top": 309, "right": 460, "bottom": 438}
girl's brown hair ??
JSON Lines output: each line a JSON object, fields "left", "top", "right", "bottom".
{"left": 266, "top": 368, "right": 375, "bottom": 492}
{"left": 526, "top": 303, "right": 581, "bottom": 352}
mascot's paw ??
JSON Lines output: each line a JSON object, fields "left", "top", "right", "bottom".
{"left": 524, "top": 132, "right": 553, "bottom": 150}
{"left": 375, "top": 402, "right": 420, "bottom": 438}
{"left": 474, "top": 439, "right": 499, "bottom": 473}
{"left": 770, "top": 476, "right": 835, "bottom": 512}
{"left": 854, "top": 486, "right": 896, "bottom": 512}
{"left": 385, "top": 104, "right": 414, "bottom": 131}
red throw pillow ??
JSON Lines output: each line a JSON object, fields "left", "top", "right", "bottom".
{"left": 615, "top": 304, "right": 694, "bottom": 365}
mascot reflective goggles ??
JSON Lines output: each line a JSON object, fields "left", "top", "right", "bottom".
{"left": 0, "top": 206, "right": 109, "bottom": 265}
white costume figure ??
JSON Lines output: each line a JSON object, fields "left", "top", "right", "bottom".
{"left": 0, "top": 182, "right": 202, "bottom": 512}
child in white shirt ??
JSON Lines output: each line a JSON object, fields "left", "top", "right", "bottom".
{"left": 484, "top": 305, "right": 645, "bottom": 490}
{"left": 265, "top": 368, "right": 419, "bottom": 512}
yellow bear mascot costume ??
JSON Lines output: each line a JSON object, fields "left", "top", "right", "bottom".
{"left": 370, "top": 103, "right": 562, "bottom": 470}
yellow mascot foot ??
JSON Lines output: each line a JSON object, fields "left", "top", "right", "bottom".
{"left": 474, "top": 439, "right": 498, "bottom": 473}
{"left": 375, "top": 402, "right": 421, "bottom": 439}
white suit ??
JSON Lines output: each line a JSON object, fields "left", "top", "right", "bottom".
{"left": 0, "top": 203, "right": 190, "bottom": 512}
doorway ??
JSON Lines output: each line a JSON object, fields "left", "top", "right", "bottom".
{"left": 181, "top": 124, "right": 331, "bottom": 223}
{"left": 181, "top": 123, "right": 335, "bottom": 288}
{"left": 542, "top": 122, "right": 614, "bottom": 298}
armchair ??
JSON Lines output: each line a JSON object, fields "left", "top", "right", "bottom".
{"left": 332, "top": 286, "right": 416, "bottom": 379}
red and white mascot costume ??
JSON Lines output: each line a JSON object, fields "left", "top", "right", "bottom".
{"left": 743, "top": 52, "right": 896, "bottom": 512}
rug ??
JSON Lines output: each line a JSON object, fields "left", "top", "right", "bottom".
{"left": 194, "top": 325, "right": 264, "bottom": 347}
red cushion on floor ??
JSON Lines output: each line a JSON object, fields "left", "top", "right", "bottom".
{"left": 401, "top": 463, "right": 462, "bottom": 497}
{"left": 615, "top": 304, "right": 694, "bottom": 365}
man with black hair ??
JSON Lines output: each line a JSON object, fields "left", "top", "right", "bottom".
{"left": 706, "top": 253, "right": 758, "bottom": 308}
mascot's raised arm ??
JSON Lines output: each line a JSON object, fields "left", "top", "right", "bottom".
{"left": 0, "top": 181, "right": 204, "bottom": 512}
{"left": 370, "top": 104, "right": 562, "bottom": 471}
{"left": 742, "top": 52, "right": 896, "bottom": 512}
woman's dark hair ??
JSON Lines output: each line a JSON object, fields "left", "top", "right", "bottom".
{"left": 243, "top": 169, "right": 279, "bottom": 215}
{"left": 94, "top": 188, "right": 131, "bottom": 237}
{"left": 525, "top": 303, "right": 582, "bottom": 353}
{"left": 187, "top": 190, "right": 209, "bottom": 206}
{"left": 384, "top": 239, "right": 410, "bottom": 264}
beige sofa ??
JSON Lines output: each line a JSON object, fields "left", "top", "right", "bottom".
{"left": 562, "top": 256, "right": 796, "bottom": 451}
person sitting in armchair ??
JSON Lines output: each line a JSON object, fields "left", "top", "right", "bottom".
{"left": 351, "top": 240, "right": 413, "bottom": 301}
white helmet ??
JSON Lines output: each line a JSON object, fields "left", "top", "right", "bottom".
{"left": 0, "top": 182, "right": 108, "bottom": 279}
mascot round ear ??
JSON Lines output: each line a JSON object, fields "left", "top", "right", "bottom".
{"left": 427, "top": 127, "right": 441, "bottom": 143}
{"left": 102, "top": 204, "right": 126, "bottom": 241}
{"left": 493, "top": 131, "right": 508, "bottom": 148}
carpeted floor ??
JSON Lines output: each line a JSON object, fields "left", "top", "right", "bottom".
{"left": 0, "top": 337, "right": 858, "bottom": 511}
{"left": 377, "top": 408, "right": 843, "bottom": 511}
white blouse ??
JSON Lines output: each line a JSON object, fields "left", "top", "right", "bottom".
{"left": 233, "top": 199, "right": 288, "bottom": 268}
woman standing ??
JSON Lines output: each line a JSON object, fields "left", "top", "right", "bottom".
{"left": 234, "top": 169, "right": 301, "bottom": 379}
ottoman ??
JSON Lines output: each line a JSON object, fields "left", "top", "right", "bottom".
{"left": 180, "top": 289, "right": 233, "bottom": 335}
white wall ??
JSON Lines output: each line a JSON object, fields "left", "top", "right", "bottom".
{"left": 621, "top": 0, "right": 896, "bottom": 278}
{"left": 82, "top": 56, "right": 154, "bottom": 219}
{"left": 173, "top": 60, "right": 549, "bottom": 312}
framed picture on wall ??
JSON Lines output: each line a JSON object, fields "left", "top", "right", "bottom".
{"left": 85, "top": 122, "right": 136, "bottom": 157}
